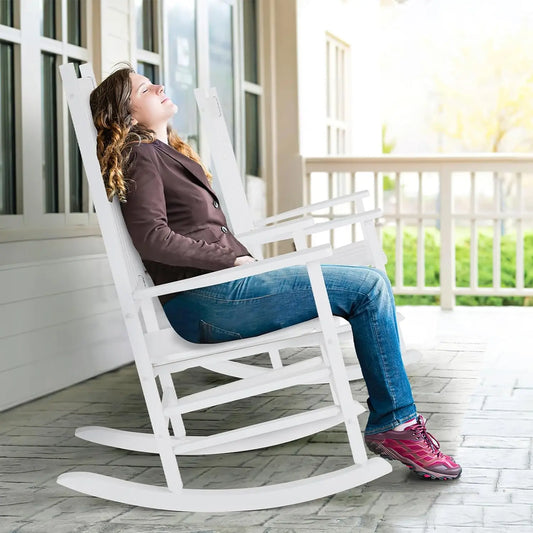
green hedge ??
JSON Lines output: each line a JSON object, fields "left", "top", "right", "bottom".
{"left": 382, "top": 228, "right": 533, "bottom": 306}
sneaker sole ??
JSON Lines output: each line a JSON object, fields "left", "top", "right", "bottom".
{"left": 366, "top": 440, "right": 462, "bottom": 481}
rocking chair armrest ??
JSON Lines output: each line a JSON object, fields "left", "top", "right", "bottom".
{"left": 296, "top": 208, "right": 383, "bottom": 236}
{"left": 133, "top": 244, "right": 333, "bottom": 301}
{"left": 236, "top": 217, "right": 316, "bottom": 246}
{"left": 256, "top": 191, "right": 370, "bottom": 227}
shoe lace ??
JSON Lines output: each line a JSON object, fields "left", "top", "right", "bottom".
{"left": 411, "top": 416, "right": 443, "bottom": 457}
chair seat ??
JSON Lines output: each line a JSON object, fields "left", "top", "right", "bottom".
{"left": 147, "top": 316, "right": 351, "bottom": 369}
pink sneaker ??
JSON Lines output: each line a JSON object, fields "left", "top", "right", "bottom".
{"left": 364, "top": 415, "right": 462, "bottom": 480}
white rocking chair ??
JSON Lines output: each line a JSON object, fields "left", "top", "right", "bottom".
{"left": 57, "top": 63, "right": 392, "bottom": 511}
{"left": 194, "top": 87, "right": 421, "bottom": 381}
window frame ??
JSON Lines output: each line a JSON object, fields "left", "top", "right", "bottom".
{"left": 135, "top": 0, "right": 257, "bottom": 185}
{"left": 0, "top": 0, "right": 98, "bottom": 241}
{"left": 325, "top": 32, "right": 351, "bottom": 156}
{"left": 239, "top": 0, "right": 264, "bottom": 186}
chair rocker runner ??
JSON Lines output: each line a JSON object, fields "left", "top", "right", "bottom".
{"left": 57, "top": 63, "right": 391, "bottom": 510}
{"left": 194, "top": 87, "right": 421, "bottom": 381}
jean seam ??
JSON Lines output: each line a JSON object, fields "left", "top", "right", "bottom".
{"left": 189, "top": 287, "right": 314, "bottom": 304}
{"left": 367, "top": 290, "right": 398, "bottom": 411}
{"left": 199, "top": 319, "right": 243, "bottom": 342}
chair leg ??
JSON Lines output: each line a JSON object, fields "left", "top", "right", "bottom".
{"left": 159, "top": 372, "right": 186, "bottom": 438}
{"left": 305, "top": 261, "right": 368, "bottom": 465}
{"left": 268, "top": 348, "right": 283, "bottom": 369}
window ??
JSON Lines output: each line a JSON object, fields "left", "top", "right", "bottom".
{"left": 41, "top": 52, "right": 59, "bottom": 212}
{"left": 68, "top": 59, "right": 85, "bottom": 213}
{"left": 0, "top": 0, "right": 14, "bottom": 27}
{"left": 68, "top": 0, "right": 83, "bottom": 46}
{"left": 40, "top": 1, "right": 89, "bottom": 216}
{"left": 0, "top": 0, "right": 91, "bottom": 232}
{"left": 137, "top": 62, "right": 159, "bottom": 84}
{"left": 134, "top": 0, "right": 262, "bottom": 182}
{"left": 0, "top": 39, "right": 16, "bottom": 215}
{"left": 41, "top": 0, "right": 56, "bottom": 39}
{"left": 136, "top": 0, "right": 156, "bottom": 52}
{"left": 326, "top": 33, "right": 350, "bottom": 155}
{"left": 242, "top": 0, "right": 261, "bottom": 178}
{"left": 1, "top": 1, "right": 18, "bottom": 218}
{"left": 135, "top": 0, "right": 160, "bottom": 86}
{"left": 208, "top": 0, "right": 235, "bottom": 146}
{"left": 164, "top": 0, "right": 198, "bottom": 149}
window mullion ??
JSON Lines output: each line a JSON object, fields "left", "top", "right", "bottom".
{"left": 0, "top": 25, "right": 21, "bottom": 43}
{"left": 20, "top": 2, "right": 45, "bottom": 225}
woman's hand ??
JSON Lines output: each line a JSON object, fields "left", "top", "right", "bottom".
{"left": 234, "top": 255, "right": 257, "bottom": 266}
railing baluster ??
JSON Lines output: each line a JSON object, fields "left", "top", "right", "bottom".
{"left": 417, "top": 171, "right": 424, "bottom": 289}
{"left": 306, "top": 171, "right": 312, "bottom": 249}
{"left": 516, "top": 172, "right": 524, "bottom": 290}
{"left": 440, "top": 170, "right": 455, "bottom": 309}
{"left": 470, "top": 172, "right": 478, "bottom": 289}
{"left": 328, "top": 172, "right": 334, "bottom": 247}
{"left": 351, "top": 172, "right": 357, "bottom": 242}
{"left": 395, "top": 172, "right": 403, "bottom": 289}
{"left": 375, "top": 171, "right": 383, "bottom": 248}
{"left": 493, "top": 171, "right": 501, "bottom": 290}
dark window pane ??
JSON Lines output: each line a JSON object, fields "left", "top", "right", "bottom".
{"left": 41, "top": 53, "right": 59, "bottom": 213}
{"left": 137, "top": 62, "right": 159, "bottom": 84}
{"left": 136, "top": 0, "right": 156, "bottom": 52}
{"left": 67, "top": 0, "right": 82, "bottom": 46}
{"left": 165, "top": 0, "right": 198, "bottom": 150}
{"left": 0, "top": 40, "right": 16, "bottom": 214}
{"left": 208, "top": 0, "right": 234, "bottom": 146}
{"left": 68, "top": 113, "right": 84, "bottom": 211}
{"left": 245, "top": 92, "right": 260, "bottom": 177}
{"left": 243, "top": 0, "right": 258, "bottom": 84}
{"left": 68, "top": 58, "right": 85, "bottom": 212}
{"left": 0, "top": 0, "right": 14, "bottom": 27}
{"left": 41, "top": 0, "right": 56, "bottom": 39}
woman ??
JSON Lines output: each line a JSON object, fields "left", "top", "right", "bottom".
{"left": 90, "top": 66, "right": 461, "bottom": 481}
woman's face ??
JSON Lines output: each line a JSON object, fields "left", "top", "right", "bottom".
{"left": 129, "top": 72, "right": 177, "bottom": 129}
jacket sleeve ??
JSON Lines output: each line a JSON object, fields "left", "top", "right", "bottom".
{"left": 121, "top": 145, "right": 238, "bottom": 271}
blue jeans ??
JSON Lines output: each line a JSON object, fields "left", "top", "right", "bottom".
{"left": 163, "top": 265, "right": 417, "bottom": 435}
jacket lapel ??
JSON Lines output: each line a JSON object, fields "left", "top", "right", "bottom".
{"left": 154, "top": 141, "right": 217, "bottom": 198}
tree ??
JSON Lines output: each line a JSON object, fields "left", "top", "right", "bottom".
{"left": 429, "top": 27, "right": 533, "bottom": 153}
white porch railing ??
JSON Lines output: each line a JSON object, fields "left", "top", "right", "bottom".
{"left": 303, "top": 154, "right": 533, "bottom": 309}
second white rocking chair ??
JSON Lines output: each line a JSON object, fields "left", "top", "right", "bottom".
{"left": 194, "top": 87, "right": 421, "bottom": 381}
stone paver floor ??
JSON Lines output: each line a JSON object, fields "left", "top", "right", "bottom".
{"left": 1, "top": 306, "right": 532, "bottom": 533}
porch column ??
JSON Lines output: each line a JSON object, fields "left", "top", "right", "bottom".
{"left": 262, "top": 0, "right": 303, "bottom": 255}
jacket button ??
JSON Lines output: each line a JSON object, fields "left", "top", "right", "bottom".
{"left": 213, "top": 200, "right": 219, "bottom": 208}
{"left": 221, "top": 226, "right": 228, "bottom": 233}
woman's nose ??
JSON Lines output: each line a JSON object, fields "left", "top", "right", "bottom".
{"left": 157, "top": 85, "right": 165, "bottom": 94}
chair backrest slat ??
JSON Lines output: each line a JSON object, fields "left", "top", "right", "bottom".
{"left": 194, "top": 88, "right": 255, "bottom": 237}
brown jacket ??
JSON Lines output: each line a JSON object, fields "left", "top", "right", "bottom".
{"left": 121, "top": 139, "right": 251, "bottom": 305}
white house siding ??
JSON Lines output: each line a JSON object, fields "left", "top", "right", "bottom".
{"left": 0, "top": 2, "right": 136, "bottom": 412}
{"left": 0, "top": 237, "right": 132, "bottom": 412}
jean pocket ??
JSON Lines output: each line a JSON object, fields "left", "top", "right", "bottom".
{"left": 199, "top": 320, "right": 243, "bottom": 343}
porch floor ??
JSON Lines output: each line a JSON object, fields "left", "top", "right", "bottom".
{"left": 1, "top": 306, "right": 532, "bottom": 533}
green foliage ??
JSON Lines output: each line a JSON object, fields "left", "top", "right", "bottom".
{"left": 382, "top": 228, "right": 533, "bottom": 306}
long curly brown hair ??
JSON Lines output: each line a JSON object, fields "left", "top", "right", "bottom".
{"left": 89, "top": 64, "right": 211, "bottom": 202}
